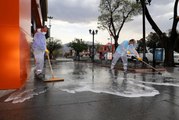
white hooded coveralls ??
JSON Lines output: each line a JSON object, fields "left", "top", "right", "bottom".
{"left": 32, "top": 31, "right": 46, "bottom": 75}
{"left": 111, "top": 40, "right": 139, "bottom": 71}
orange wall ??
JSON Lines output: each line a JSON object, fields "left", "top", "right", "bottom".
{"left": 0, "top": 0, "right": 31, "bottom": 89}
{"left": 0, "top": 0, "right": 19, "bottom": 26}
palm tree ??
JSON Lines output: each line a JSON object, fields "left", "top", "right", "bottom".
{"left": 46, "top": 37, "right": 62, "bottom": 59}
{"left": 68, "top": 38, "right": 88, "bottom": 61}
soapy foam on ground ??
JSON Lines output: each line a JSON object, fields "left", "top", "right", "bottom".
{"left": 4, "top": 67, "right": 48, "bottom": 104}
{"left": 161, "top": 71, "right": 171, "bottom": 77}
{"left": 50, "top": 63, "right": 179, "bottom": 98}
{"left": 59, "top": 78, "right": 160, "bottom": 98}
{"left": 4, "top": 87, "right": 48, "bottom": 104}
{"left": 4, "top": 63, "right": 178, "bottom": 103}
{"left": 57, "top": 71, "right": 179, "bottom": 98}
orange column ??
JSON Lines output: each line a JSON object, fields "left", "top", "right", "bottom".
{"left": 0, "top": 0, "right": 31, "bottom": 89}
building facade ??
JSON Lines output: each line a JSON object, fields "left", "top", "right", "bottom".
{"left": 0, "top": 0, "right": 47, "bottom": 89}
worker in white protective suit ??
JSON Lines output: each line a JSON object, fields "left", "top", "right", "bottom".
{"left": 111, "top": 39, "right": 142, "bottom": 73}
{"left": 32, "top": 27, "right": 49, "bottom": 79}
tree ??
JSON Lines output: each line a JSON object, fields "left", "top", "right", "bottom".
{"left": 136, "top": 38, "right": 144, "bottom": 53}
{"left": 98, "top": 0, "right": 141, "bottom": 49}
{"left": 68, "top": 39, "right": 88, "bottom": 61}
{"left": 140, "top": 0, "right": 179, "bottom": 66}
{"left": 146, "top": 32, "right": 161, "bottom": 48}
{"left": 46, "top": 37, "right": 62, "bottom": 59}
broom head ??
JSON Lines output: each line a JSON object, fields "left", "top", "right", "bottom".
{"left": 44, "top": 77, "right": 64, "bottom": 82}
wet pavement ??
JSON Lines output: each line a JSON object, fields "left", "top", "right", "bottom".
{"left": 0, "top": 60, "right": 179, "bottom": 120}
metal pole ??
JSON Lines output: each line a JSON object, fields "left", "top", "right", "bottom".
{"left": 48, "top": 16, "right": 53, "bottom": 37}
{"left": 110, "top": 36, "right": 112, "bottom": 53}
{"left": 92, "top": 31, "right": 94, "bottom": 62}
{"left": 89, "top": 29, "right": 97, "bottom": 62}
{"left": 142, "top": 0, "right": 146, "bottom": 59}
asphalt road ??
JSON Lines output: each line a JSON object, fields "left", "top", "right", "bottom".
{"left": 0, "top": 61, "right": 179, "bottom": 120}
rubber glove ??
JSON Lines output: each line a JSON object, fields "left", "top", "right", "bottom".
{"left": 127, "top": 51, "right": 131, "bottom": 54}
{"left": 45, "top": 49, "right": 49, "bottom": 54}
{"left": 137, "top": 57, "right": 142, "bottom": 61}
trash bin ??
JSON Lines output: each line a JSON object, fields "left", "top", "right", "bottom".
{"left": 155, "top": 48, "right": 163, "bottom": 62}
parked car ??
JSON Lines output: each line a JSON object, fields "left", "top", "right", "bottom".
{"left": 139, "top": 48, "right": 164, "bottom": 62}
{"left": 138, "top": 48, "right": 179, "bottom": 64}
{"left": 174, "top": 51, "right": 179, "bottom": 64}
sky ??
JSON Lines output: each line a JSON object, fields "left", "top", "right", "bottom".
{"left": 46, "top": 0, "right": 175, "bottom": 44}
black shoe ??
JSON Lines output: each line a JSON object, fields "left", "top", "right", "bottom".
{"left": 35, "top": 73, "right": 44, "bottom": 80}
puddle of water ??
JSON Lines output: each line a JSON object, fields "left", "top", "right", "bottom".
{"left": 137, "top": 79, "right": 179, "bottom": 87}
{"left": 50, "top": 65, "right": 160, "bottom": 97}
{"left": 7, "top": 62, "right": 178, "bottom": 103}
{"left": 48, "top": 62, "right": 179, "bottom": 98}
{"left": 134, "top": 72, "right": 179, "bottom": 87}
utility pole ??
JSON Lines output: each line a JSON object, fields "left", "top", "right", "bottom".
{"left": 89, "top": 29, "right": 98, "bottom": 62}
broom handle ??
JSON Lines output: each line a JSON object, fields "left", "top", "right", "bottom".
{"left": 140, "top": 59, "right": 160, "bottom": 72}
{"left": 47, "top": 53, "right": 55, "bottom": 78}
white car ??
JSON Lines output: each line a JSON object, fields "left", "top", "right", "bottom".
{"left": 174, "top": 51, "right": 179, "bottom": 64}
{"left": 138, "top": 48, "right": 179, "bottom": 64}
{"left": 139, "top": 48, "right": 164, "bottom": 62}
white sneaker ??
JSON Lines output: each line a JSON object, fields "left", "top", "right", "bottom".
{"left": 124, "top": 69, "right": 127, "bottom": 74}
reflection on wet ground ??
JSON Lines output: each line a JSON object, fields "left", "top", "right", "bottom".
{"left": 4, "top": 61, "right": 179, "bottom": 103}
{"left": 45, "top": 62, "right": 178, "bottom": 97}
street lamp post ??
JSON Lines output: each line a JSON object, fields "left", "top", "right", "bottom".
{"left": 136, "top": 0, "right": 151, "bottom": 60}
{"left": 47, "top": 16, "right": 53, "bottom": 37}
{"left": 89, "top": 29, "right": 98, "bottom": 62}
{"left": 108, "top": 37, "right": 112, "bottom": 52}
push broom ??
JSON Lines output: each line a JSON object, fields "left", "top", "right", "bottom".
{"left": 137, "top": 57, "right": 162, "bottom": 75}
{"left": 44, "top": 53, "right": 64, "bottom": 82}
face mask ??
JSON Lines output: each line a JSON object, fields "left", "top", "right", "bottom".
{"left": 37, "top": 28, "right": 41, "bottom": 32}
{"left": 42, "top": 32, "right": 46, "bottom": 35}
{"left": 129, "top": 43, "right": 137, "bottom": 48}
